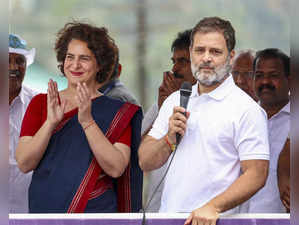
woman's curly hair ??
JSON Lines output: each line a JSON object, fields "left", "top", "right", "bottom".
{"left": 55, "top": 21, "right": 117, "bottom": 83}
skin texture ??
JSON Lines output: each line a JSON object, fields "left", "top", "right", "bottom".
{"left": 253, "top": 57, "right": 290, "bottom": 119}
{"left": 189, "top": 31, "right": 235, "bottom": 94}
{"left": 9, "top": 53, "right": 26, "bottom": 105}
{"left": 232, "top": 53, "right": 258, "bottom": 101}
{"left": 139, "top": 31, "right": 269, "bottom": 225}
{"left": 16, "top": 39, "right": 130, "bottom": 178}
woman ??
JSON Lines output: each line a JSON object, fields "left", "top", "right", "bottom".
{"left": 16, "top": 22, "right": 143, "bottom": 213}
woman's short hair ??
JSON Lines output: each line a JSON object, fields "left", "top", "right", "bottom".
{"left": 55, "top": 21, "right": 117, "bottom": 83}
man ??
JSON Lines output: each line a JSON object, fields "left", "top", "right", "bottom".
{"left": 232, "top": 49, "right": 258, "bottom": 101}
{"left": 277, "top": 137, "right": 290, "bottom": 212}
{"left": 247, "top": 48, "right": 290, "bottom": 213}
{"left": 141, "top": 29, "right": 196, "bottom": 212}
{"left": 141, "top": 29, "right": 196, "bottom": 135}
{"left": 139, "top": 17, "right": 269, "bottom": 225}
{"left": 9, "top": 34, "right": 38, "bottom": 213}
{"left": 98, "top": 46, "right": 140, "bottom": 106}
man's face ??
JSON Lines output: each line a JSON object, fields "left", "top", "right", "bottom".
{"left": 9, "top": 53, "right": 26, "bottom": 96}
{"left": 254, "top": 57, "right": 289, "bottom": 106}
{"left": 171, "top": 48, "right": 196, "bottom": 85}
{"left": 232, "top": 53, "right": 257, "bottom": 100}
{"left": 190, "top": 31, "right": 234, "bottom": 86}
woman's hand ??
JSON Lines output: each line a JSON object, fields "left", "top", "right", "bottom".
{"left": 75, "top": 82, "right": 94, "bottom": 126}
{"left": 46, "top": 79, "right": 66, "bottom": 128}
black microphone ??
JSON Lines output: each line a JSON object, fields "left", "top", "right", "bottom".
{"left": 176, "top": 81, "right": 192, "bottom": 144}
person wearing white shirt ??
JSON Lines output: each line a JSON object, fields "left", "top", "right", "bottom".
{"left": 9, "top": 34, "right": 38, "bottom": 213}
{"left": 246, "top": 48, "right": 290, "bottom": 213}
{"left": 138, "top": 17, "right": 269, "bottom": 225}
{"left": 141, "top": 29, "right": 196, "bottom": 212}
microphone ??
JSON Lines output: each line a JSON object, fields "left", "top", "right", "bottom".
{"left": 176, "top": 81, "right": 192, "bottom": 144}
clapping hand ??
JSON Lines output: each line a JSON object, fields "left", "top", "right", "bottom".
{"left": 46, "top": 79, "right": 66, "bottom": 127}
{"left": 75, "top": 82, "right": 93, "bottom": 126}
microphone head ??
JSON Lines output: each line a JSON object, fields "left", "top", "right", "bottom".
{"left": 180, "top": 81, "right": 192, "bottom": 97}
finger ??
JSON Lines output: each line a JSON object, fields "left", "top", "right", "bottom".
{"left": 76, "top": 83, "right": 84, "bottom": 103}
{"left": 169, "top": 126, "right": 185, "bottom": 137}
{"left": 184, "top": 214, "right": 193, "bottom": 225}
{"left": 191, "top": 217, "right": 198, "bottom": 225}
{"left": 74, "top": 95, "right": 81, "bottom": 106}
{"left": 53, "top": 81, "right": 59, "bottom": 104}
{"left": 61, "top": 99, "right": 67, "bottom": 113}
{"left": 211, "top": 219, "right": 217, "bottom": 225}
{"left": 173, "top": 112, "right": 188, "bottom": 123}
{"left": 173, "top": 106, "right": 186, "bottom": 114}
{"left": 172, "top": 119, "right": 187, "bottom": 130}
{"left": 82, "top": 82, "right": 91, "bottom": 99}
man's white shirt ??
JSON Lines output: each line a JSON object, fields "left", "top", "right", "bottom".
{"left": 9, "top": 85, "right": 38, "bottom": 213}
{"left": 245, "top": 102, "right": 290, "bottom": 213}
{"left": 148, "top": 75, "right": 270, "bottom": 213}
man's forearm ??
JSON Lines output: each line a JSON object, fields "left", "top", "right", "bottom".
{"left": 208, "top": 160, "right": 268, "bottom": 213}
{"left": 138, "top": 135, "right": 172, "bottom": 172}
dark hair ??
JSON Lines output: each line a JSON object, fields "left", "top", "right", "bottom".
{"left": 253, "top": 48, "right": 290, "bottom": 77}
{"left": 109, "top": 46, "right": 120, "bottom": 81}
{"left": 190, "top": 17, "right": 235, "bottom": 52}
{"left": 55, "top": 21, "right": 117, "bottom": 83}
{"left": 171, "top": 29, "right": 192, "bottom": 52}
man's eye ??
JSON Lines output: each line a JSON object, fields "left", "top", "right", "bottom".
{"left": 270, "top": 74, "right": 280, "bottom": 78}
{"left": 194, "top": 48, "right": 204, "bottom": 53}
{"left": 211, "top": 49, "right": 221, "bottom": 55}
{"left": 254, "top": 73, "right": 263, "bottom": 79}
{"left": 16, "top": 57, "right": 25, "bottom": 65}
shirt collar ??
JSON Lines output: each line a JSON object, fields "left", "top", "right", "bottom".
{"left": 190, "top": 74, "right": 234, "bottom": 101}
{"left": 277, "top": 101, "right": 290, "bottom": 115}
{"left": 19, "top": 86, "right": 27, "bottom": 105}
{"left": 10, "top": 86, "right": 25, "bottom": 108}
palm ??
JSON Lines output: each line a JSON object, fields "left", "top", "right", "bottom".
{"left": 47, "top": 98, "right": 64, "bottom": 124}
{"left": 46, "top": 79, "right": 65, "bottom": 126}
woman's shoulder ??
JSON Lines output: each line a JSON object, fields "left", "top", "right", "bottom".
{"left": 29, "top": 93, "right": 47, "bottom": 105}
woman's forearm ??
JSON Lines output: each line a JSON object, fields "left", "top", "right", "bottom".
{"left": 16, "top": 120, "right": 56, "bottom": 173}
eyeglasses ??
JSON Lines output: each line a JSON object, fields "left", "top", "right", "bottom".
{"left": 232, "top": 71, "right": 254, "bottom": 79}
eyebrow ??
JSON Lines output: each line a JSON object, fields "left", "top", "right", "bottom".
{"left": 66, "top": 53, "right": 92, "bottom": 58}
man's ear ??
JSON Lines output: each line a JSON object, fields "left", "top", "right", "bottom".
{"left": 117, "top": 64, "right": 122, "bottom": 78}
{"left": 229, "top": 50, "right": 235, "bottom": 65}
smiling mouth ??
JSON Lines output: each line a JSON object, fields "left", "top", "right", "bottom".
{"left": 71, "top": 71, "right": 84, "bottom": 76}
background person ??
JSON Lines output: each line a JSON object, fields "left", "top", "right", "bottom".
{"left": 9, "top": 34, "right": 38, "bottom": 213}
{"left": 246, "top": 48, "right": 290, "bottom": 213}
{"left": 141, "top": 29, "right": 196, "bottom": 212}
{"left": 231, "top": 49, "right": 258, "bottom": 101}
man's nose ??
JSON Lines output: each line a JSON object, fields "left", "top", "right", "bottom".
{"left": 9, "top": 60, "right": 18, "bottom": 70}
{"left": 202, "top": 51, "right": 212, "bottom": 63}
{"left": 260, "top": 74, "right": 272, "bottom": 85}
{"left": 172, "top": 62, "right": 179, "bottom": 73}
{"left": 236, "top": 73, "right": 246, "bottom": 85}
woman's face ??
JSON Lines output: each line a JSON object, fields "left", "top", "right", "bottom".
{"left": 63, "top": 39, "right": 100, "bottom": 86}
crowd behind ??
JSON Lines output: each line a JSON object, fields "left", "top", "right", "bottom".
{"left": 9, "top": 16, "right": 290, "bottom": 225}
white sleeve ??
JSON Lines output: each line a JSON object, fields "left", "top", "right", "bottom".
{"left": 234, "top": 105, "right": 270, "bottom": 161}
{"left": 141, "top": 103, "right": 159, "bottom": 136}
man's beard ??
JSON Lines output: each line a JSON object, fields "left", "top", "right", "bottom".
{"left": 191, "top": 56, "right": 231, "bottom": 86}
